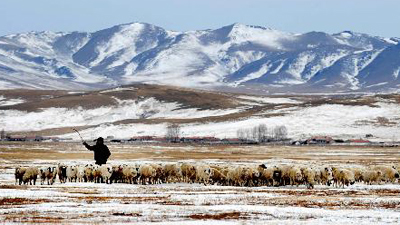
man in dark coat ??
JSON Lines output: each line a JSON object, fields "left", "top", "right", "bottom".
{"left": 83, "top": 137, "right": 111, "bottom": 165}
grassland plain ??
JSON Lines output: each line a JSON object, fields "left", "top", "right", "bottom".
{"left": 1, "top": 142, "right": 400, "bottom": 224}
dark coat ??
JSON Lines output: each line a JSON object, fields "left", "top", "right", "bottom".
{"left": 83, "top": 142, "right": 111, "bottom": 165}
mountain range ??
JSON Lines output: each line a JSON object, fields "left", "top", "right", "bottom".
{"left": 0, "top": 22, "right": 399, "bottom": 93}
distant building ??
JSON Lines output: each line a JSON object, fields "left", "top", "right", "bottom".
{"left": 6, "top": 135, "right": 26, "bottom": 141}
{"left": 348, "top": 139, "right": 371, "bottom": 145}
{"left": 306, "top": 136, "right": 333, "bottom": 145}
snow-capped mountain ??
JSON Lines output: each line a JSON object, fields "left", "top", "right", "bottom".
{"left": 0, "top": 22, "right": 399, "bottom": 93}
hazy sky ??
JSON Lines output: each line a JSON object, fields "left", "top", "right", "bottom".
{"left": 1, "top": 0, "right": 399, "bottom": 37}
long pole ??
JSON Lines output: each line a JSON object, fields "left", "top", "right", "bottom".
{"left": 72, "top": 128, "right": 85, "bottom": 143}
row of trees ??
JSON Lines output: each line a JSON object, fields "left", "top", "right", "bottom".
{"left": 236, "top": 124, "right": 288, "bottom": 142}
{"left": 165, "top": 123, "right": 288, "bottom": 143}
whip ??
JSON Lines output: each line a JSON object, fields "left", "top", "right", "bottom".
{"left": 72, "top": 128, "right": 85, "bottom": 143}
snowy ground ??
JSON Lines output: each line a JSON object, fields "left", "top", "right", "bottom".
{"left": 1, "top": 90, "right": 400, "bottom": 142}
{"left": 1, "top": 142, "right": 400, "bottom": 224}
{"left": 58, "top": 100, "right": 400, "bottom": 142}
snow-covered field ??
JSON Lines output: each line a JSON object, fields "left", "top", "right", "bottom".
{"left": 1, "top": 142, "right": 400, "bottom": 224}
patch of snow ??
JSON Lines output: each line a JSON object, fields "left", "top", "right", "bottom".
{"left": 234, "top": 62, "right": 272, "bottom": 85}
{"left": 237, "top": 95, "right": 301, "bottom": 104}
{"left": 0, "top": 97, "right": 241, "bottom": 132}
{"left": 270, "top": 60, "right": 286, "bottom": 74}
{"left": 393, "top": 67, "right": 400, "bottom": 79}
{"left": 99, "top": 87, "right": 137, "bottom": 93}
{"left": 286, "top": 52, "right": 315, "bottom": 81}
{"left": 0, "top": 95, "right": 25, "bottom": 106}
{"left": 383, "top": 37, "right": 398, "bottom": 45}
{"left": 227, "top": 23, "right": 294, "bottom": 50}
{"left": 365, "top": 82, "right": 388, "bottom": 88}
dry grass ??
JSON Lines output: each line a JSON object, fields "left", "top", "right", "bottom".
{"left": 1, "top": 142, "right": 400, "bottom": 223}
{"left": 0, "top": 198, "right": 52, "bottom": 205}
{"left": 1, "top": 142, "right": 400, "bottom": 164}
{"left": 188, "top": 212, "right": 242, "bottom": 220}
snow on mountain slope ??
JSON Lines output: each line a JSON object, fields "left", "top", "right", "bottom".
{"left": 0, "top": 22, "right": 399, "bottom": 93}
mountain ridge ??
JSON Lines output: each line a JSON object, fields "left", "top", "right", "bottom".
{"left": 0, "top": 22, "right": 399, "bottom": 93}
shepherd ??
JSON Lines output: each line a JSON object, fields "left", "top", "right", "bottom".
{"left": 83, "top": 137, "right": 111, "bottom": 165}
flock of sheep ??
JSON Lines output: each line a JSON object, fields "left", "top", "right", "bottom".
{"left": 14, "top": 163, "right": 400, "bottom": 189}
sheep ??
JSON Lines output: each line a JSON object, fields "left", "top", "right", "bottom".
{"left": 58, "top": 163, "right": 67, "bottom": 183}
{"left": 91, "top": 165, "right": 112, "bottom": 183}
{"left": 301, "top": 167, "right": 316, "bottom": 189}
{"left": 40, "top": 167, "right": 57, "bottom": 185}
{"left": 22, "top": 167, "right": 39, "bottom": 185}
{"left": 181, "top": 163, "right": 197, "bottom": 183}
{"left": 320, "top": 166, "right": 334, "bottom": 186}
{"left": 342, "top": 169, "right": 356, "bottom": 187}
{"left": 334, "top": 168, "right": 355, "bottom": 188}
{"left": 349, "top": 167, "right": 364, "bottom": 183}
{"left": 138, "top": 164, "right": 156, "bottom": 185}
{"left": 92, "top": 165, "right": 102, "bottom": 183}
{"left": 243, "top": 166, "right": 260, "bottom": 187}
{"left": 99, "top": 165, "right": 112, "bottom": 184}
{"left": 210, "top": 167, "right": 227, "bottom": 185}
{"left": 150, "top": 164, "right": 164, "bottom": 184}
{"left": 66, "top": 165, "right": 77, "bottom": 182}
{"left": 110, "top": 165, "right": 124, "bottom": 184}
{"left": 257, "top": 164, "right": 274, "bottom": 186}
{"left": 226, "top": 166, "right": 253, "bottom": 187}
{"left": 84, "top": 164, "right": 94, "bottom": 182}
{"left": 15, "top": 167, "right": 27, "bottom": 185}
{"left": 280, "top": 165, "right": 292, "bottom": 186}
{"left": 122, "top": 165, "right": 138, "bottom": 184}
{"left": 272, "top": 166, "right": 283, "bottom": 186}
{"left": 331, "top": 167, "right": 341, "bottom": 187}
{"left": 76, "top": 166, "right": 85, "bottom": 182}
{"left": 163, "top": 164, "right": 182, "bottom": 183}
{"left": 195, "top": 165, "right": 213, "bottom": 185}
{"left": 362, "top": 170, "right": 382, "bottom": 185}
{"left": 226, "top": 166, "right": 242, "bottom": 186}
{"left": 373, "top": 166, "right": 399, "bottom": 183}
{"left": 39, "top": 168, "right": 46, "bottom": 185}
{"left": 288, "top": 166, "right": 303, "bottom": 186}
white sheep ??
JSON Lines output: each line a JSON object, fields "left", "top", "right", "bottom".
{"left": 373, "top": 166, "right": 399, "bottom": 183}
{"left": 288, "top": 166, "right": 303, "bottom": 186}
{"left": 22, "top": 167, "right": 39, "bottom": 185}
{"left": 301, "top": 167, "right": 316, "bottom": 189}
{"left": 362, "top": 170, "right": 382, "bottom": 185}
{"left": 138, "top": 164, "right": 156, "bottom": 185}
{"left": 122, "top": 165, "right": 138, "bottom": 184}
{"left": 66, "top": 165, "right": 77, "bottom": 182}
{"left": 163, "top": 164, "right": 182, "bottom": 183}
{"left": 76, "top": 166, "right": 85, "bottom": 182}
{"left": 195, "top": 165, "right": 213, "bottom": 185}
{"left": 181, "top": 163, "right": 197, "bottom": 183}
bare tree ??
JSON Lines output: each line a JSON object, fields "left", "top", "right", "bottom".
{"left": 0, "top": 129, "right": 5, "bottom": 140}
{"left": 257, "top": 124, "right": 267, "bottom": 142}
{"left": 252, "top": 126, "right": 259, "bottom": 142}
{"left": 166, "top": 124, "right": 181, "bottom": 143}
{"left": 273, "top": 125, "right": 288, "bottom": 140}
{"left": 237, "top": 128, "right": 246, "bottom": 140}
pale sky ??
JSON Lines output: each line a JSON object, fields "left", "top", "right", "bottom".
{"left": 1, "top": 0, "right": 399, "bottom": 37}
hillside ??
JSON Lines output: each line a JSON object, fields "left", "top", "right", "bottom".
{"left": 0, "top": 84, "right": 399, "bottom": 141}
